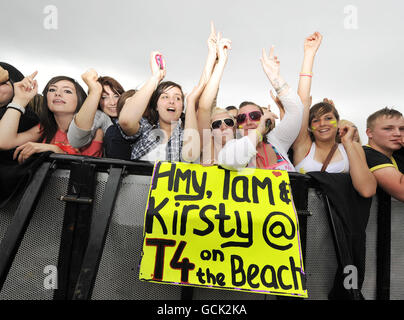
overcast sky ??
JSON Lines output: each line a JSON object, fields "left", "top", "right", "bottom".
{"left": 1, "top": 0, "right": 403, "bottom": 143}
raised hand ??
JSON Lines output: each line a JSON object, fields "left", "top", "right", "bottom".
{"left": 216, "top": 32, "right": 232, "bottom": 63}
{"left": 81, "top": 68, "right": 102, "bottom": 93}
{"left": 150, "top": 51, "right": 166, "bottom": 81}
{"left": 339, "top": 124, "right": 357, "bottom": 145}
{"left": 256, "top": 108, "right": 278, "bottom": 136}
{"left": 261, "top": 46, "right": 289, "bottom": 96}
{"left": 0, "top": 65, "right": 9, "bottom": 83}
{"left": 261, "top": 46, "right": 281, "bottom": 82}
{"left": 323, "top": 97, "right": 335, "bottom": 107}
{"left": 304, "top": 31, "right": 323, "bottom": 56}
{"left": 12, "top": 71, "right": 38, "bottom": 107}
{"left": 207, "top": 21, "right": 218, "bottom": 56}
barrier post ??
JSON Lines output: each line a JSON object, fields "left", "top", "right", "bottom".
{"left": 72, "top": 166, "right": 125, "bottom": 300}
{"left": 54, "top": 162, "right": 96, "bottom": 300}
{"left": 376, "top": 189, "right": 391, "bottom": 300}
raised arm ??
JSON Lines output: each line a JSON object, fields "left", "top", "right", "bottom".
{"left": 67, "top": 69, "right": 107, "bottom": 148}
{"left": 261, "top": 46, "right": 304, "bottom": 149}
{"left": 198, "top": 31, "right": 232, "bottom": 138}
{"left": 182, "top": 81, "right": 207, "bottom": 162}
{"left": 0, "top": 72, "right": 41, "bottom": 150}
{"left": 297, "top": 32, "right": 322, "bottom": 106}
{"left": 260, "top": 45, "right": 291, "bottom": 97}
{"left": 73, "top": 69, "right": 103, "bottom": 130}
{"left": 270, "top": 90, "right": 285, "bottom": 120}
{"left": 198, "top": 21, "right": 219, "bottom": 88}
{"left": 294, "top": 32, "right": 322, "bottom": 144}
{"left": 118, "top": 51, "right": 166, "bottom": 136}
{"left": 340, "top": 125, "right": 377, "bottom": 198}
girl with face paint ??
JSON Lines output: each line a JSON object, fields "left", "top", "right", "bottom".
{"left": 292, "top": 32, "right": 376, "bottom": 198}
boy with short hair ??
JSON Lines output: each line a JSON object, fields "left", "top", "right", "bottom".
{"left": 363, "top": 107, "right": 404, "bottom": 202}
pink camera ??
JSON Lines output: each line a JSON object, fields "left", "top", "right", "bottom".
{"left": 155, "top": 54, "right": 164, "bottom": 70}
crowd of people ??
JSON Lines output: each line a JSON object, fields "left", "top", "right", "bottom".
{"left": 0, "top": 23, "right": 403, "bottom": 202}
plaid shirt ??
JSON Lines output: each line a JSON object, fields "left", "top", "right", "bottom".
{"left": 118, "top": 117, "right": 184, "bottom": 161}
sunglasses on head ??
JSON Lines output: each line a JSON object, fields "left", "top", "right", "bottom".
{"left": 211, "top": 118, "right": 235, "bottom": 130}
{"left": 236, "top": 111, "right": 262, "bottom": 125}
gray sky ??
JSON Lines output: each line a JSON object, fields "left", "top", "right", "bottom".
{"left": 1, "top": 0, "right": 403, "bottom": 143}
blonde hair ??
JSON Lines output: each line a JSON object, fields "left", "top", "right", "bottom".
{"left": 338, "top": 119, "right": 355, "bottom": 127}
{"left": 210, "top": 107, "right": 235, "bottom": 120}
{"left": 339, "top": 119, "right": 362, "bottom": 144}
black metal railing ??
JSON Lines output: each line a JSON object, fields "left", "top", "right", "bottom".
{"left": 0, "top": 153, "right": 396, "bottom": 300}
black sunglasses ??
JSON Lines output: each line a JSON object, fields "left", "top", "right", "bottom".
{"left": 236, "top": 111, "right": 262, "bottom": 125}
{"left": 211, "top": 118, "right": 235, "bottom": 129}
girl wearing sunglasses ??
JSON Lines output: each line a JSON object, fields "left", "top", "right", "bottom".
{"left": 218, "top": 46, "right": 304, "bottom": 171}
{"left": 201, "top": 107, "right": 236, "bottom": 165}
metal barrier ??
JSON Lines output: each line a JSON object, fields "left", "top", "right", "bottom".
{"left": 0, "top": 154, "right": 402, "bottom": 300}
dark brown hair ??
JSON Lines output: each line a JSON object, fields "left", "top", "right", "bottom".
{"left": 225, "top": 105, "right": 237, "bottom": 111}
{"left": 40, "top": 76, "right": 87, "bottom": 143}
{"left": 98, "top": 76, "right": 124, "bottom": 95}
{"left": 239, "top": 101, "right": 264, "bottom": 114}
{"left": 238, "top": 101, "right": 273, "bottom": 140}
{"left": 26, "top": 94, "right": 45, "bottom": 118}
{"left": 144, "top": 81, "right": 184, "bottom": 126}
{"left": 98, "top": 76, "right": 124, "bottom": 111}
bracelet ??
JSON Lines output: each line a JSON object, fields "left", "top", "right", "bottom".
{"left": 299, "top": 73, "right": 313, "bottom": 77}
{"left": 7, "top": 102, "right": 26, "bottom": 114}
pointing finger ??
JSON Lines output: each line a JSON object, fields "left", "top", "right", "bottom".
{"left": 28, "top": 71, "right": 38, "bottom": 80}
{"left": 269, "top": 45, "right": 275, "bottom": 59}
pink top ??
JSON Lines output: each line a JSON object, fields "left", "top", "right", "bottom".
{"left": 39, "top": 124, "right": 103, "bottom": 157}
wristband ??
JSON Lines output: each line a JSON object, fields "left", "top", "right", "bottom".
{"left": 7, "top": 102, "right": 25, "bottom": 114}
{"left": 255, "top": 129, "right": 263, "bottom": 142}
{"left": 299, "top": 73, "right": 313, "bottom": 78}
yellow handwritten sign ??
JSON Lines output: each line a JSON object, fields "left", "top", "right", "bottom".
{"left": 139, "top": 161, "right": 307, "bottom": 298}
